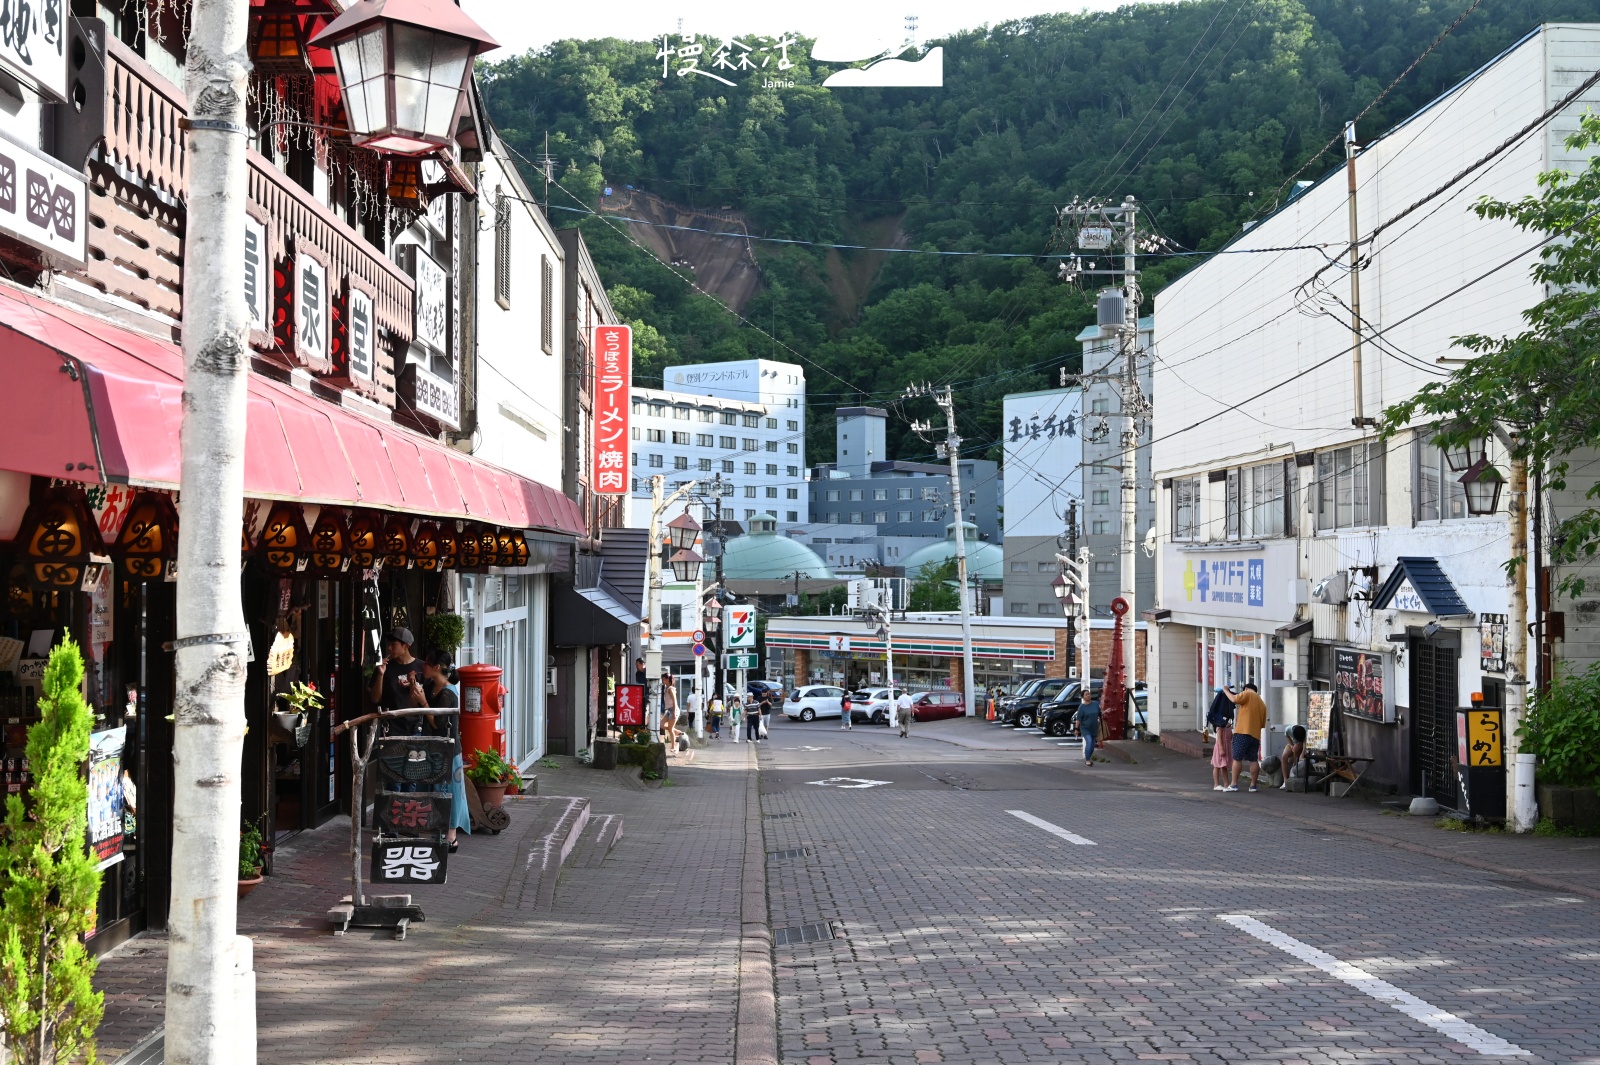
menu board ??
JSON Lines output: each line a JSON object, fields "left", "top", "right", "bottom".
{"left": 1306, "top": 692, "right": 1331, "bottom": 752}
{"left": 1334, "top": 648, "right": 1395, "bottom": 723}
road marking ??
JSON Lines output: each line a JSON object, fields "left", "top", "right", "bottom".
{"left": 1006, "top": 809, "right": 1096, "bottom": 845}
{"left": 807, "top": 777, "right": 891, "bottom": 789}
{"left": 1218, "top": 914, "right": 1531, "bottom": 1057}
{"left": 782, "top": 746, "right": 833, "bottom": 751}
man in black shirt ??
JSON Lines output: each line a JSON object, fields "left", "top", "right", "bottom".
{"left": 369, "top": 627, "right": 425, "bottom": 731}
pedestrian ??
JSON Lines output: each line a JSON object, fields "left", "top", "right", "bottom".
{"left": 758, "top": 691, "right": 773, "bottom": 739}
{"left": 1076, "top": 696, "right": 1102, "bottom": 766}
{"left": 685, "top": 688, "right": 700, "bottom": 733}
{"left": 1278, "top": 724, "right": 1308, "bottom": 790}
{"left": 1223, "top": 683, "right": 1267, "bottom": 792}
{"left": 840, "top": 693, "right": 853, "bottom": 730}
{"left": 746, "top": 694, "right": 763, "bottom": 742}
{"left": 1206, "top": 688, "right": 1235, "bottom": 792}
{"left": 634, "top": 656, "right": 647, "bottom": 685}
{"left": 729, "top": 695, "right": 742, "bottom": 743}
{"left": 408, "top": 649, "right": 468, "bottom": 851}
{"left": 710, "top": 694, "right": 724, "bottom": 739}
{"left": 661, "top": 676, "right": 680, "bottom": 748}
{"left": 368, "top": 627, "right": 425, "bottom": 727}
{"left": 897, "top": 688, "right": 914, "bottom": 737}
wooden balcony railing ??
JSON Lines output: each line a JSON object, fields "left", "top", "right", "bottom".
{"left": 62, "top": 23, "right": 412, "bottom": 405}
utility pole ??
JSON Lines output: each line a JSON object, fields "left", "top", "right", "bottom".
{"left": 905, "top": 384, "right": 977, "bottom": 717}
{"left": 1344, "top": 123, "right": 1376, "bottom": 429}
{"left": 1506, "top": 452, "right": 1536, "bottom": 831}
{"left": 169, "top": 0, "right": 256, "bottom": 1061}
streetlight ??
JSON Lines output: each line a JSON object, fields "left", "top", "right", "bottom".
{"left": 645, "top": 479, "right": 724, "bottom": 741}
{"left": 666, "top": 510, "right": 702, "bottom": 553}
{"left": 668, "top": 548, "right": 704, "bottom": 582}
{"left": 865, "top": 603, "right": 897, "bottom": 728}
{"left": 312, "top": 0, "right": 499, "bottom": 157}
{"left": 1441, "top": 432, "right": 1489, "bottom": 474}
{"left": 1461, "top": 458, "right": 1505, "bottom": 516}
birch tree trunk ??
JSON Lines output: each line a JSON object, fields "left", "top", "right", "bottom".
{"left": 168, "top": 1, "right": 254, "bottom": 1062}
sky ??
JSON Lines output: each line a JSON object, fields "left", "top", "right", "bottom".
{"left": 460, "top": 0, "right": 1168, "bottom": 59}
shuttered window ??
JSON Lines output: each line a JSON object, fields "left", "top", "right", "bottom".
{"left": 493, "top": 191, "right": 511, "bottom": 310}
{"left": 540, "top": 256, "right": 554, "bottom": 354}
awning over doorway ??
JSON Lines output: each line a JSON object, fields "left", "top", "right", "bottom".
{"left": 1372, "top": 557, "right": 1473, "bottom": 618}
{"left": 1, "top": 281, "right": 582, "bottom": 535}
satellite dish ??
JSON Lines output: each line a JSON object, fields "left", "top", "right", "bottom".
{"left": 1142, "top": 526, "right": 1157, "bottom": 557}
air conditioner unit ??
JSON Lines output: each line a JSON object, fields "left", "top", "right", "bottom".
{"left": 1310, "top": 572, "right": 1349, "bottom": 606}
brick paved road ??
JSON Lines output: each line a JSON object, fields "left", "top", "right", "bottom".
{"left": 760, "top": 716, "right": 1600, "bottom": 1065}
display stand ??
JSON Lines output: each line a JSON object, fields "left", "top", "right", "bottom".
{"left": 326, "top": 707, "right": 459, "bottom": 940}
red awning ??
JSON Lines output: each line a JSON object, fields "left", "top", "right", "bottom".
{"left": 0, "top": 281, "right": 583, "bottom": 536}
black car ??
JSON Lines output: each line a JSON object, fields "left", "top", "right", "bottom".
{"left": 1002, "top": 676, "right": 1072, "bottom": 728}
{"left": 1040, "top": 680, "right": 1102, "bottom": 737}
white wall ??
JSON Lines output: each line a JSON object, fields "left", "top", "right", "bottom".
{"left": 473, "top": 144, "right": 565, "bottom": 489}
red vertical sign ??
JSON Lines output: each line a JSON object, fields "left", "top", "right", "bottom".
{"left": 615, "top": 684, "right": 646, "bottom": 727}
{"left": 592, "top": 324, "right": 632, "bottom": 494}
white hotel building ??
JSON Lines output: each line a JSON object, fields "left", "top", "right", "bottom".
{"left": 627, "top": 359, "right": 809, "bottom": 528}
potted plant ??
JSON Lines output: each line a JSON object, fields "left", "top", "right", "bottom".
{"left": 238, "top": 818, "right": 265, "bottom": 898}
{"left": 1520, "top": 662, "right": 1600, "bottom": 831}
{"left": 466, "top": 748, "right": 518, "bottom": 808}
{"left": 273, "top": 680, "right": 323, "bottom": 732}
{"left": 424, "top": 611, "right": 466, "bottom": 655}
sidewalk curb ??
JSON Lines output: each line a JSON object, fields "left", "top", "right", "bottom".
{"left": 736, "top": 743, "right": 778, "bottom": 1065}
{"left": 919, "top": 722, "right": 1600, "bottom": 903}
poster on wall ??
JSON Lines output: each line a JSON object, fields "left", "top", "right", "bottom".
{"left": 1334, "top": 648, "right": 1394, "bottom": 723}
{"left": 1479, "top": 613, "right": 1507, "bottom": 673}
{"left": 87, "top": 727, "right": 127, "bottom": 870}
{"left": 1306, "top": 691, "right": 1331, "bottom": 751}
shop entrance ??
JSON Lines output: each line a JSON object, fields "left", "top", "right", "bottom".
{"left": 1409, "top": 632, "right": 1460, "bottom": 805}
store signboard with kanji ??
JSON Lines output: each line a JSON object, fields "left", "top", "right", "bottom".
{"left": 375, "top": 791, "right": 452, "bottom": 834}
{"left": 592, "top": 325, "right": 632, "bottom": 494}
{"left": 0, "top": 5, "right": 67, "bottom": 100}
{"left": 615, "top": 683, "right": 646, "bottom": 726}
{"left": 370, "top": 839, "right": 448, "bottom": 884}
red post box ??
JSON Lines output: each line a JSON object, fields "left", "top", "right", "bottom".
{"left": 458, "top": 662, "right": 508, "bottom": 766}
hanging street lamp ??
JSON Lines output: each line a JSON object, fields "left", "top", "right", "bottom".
{"left": 1461, "top": 457, "right": 1505, "bottom": 516}
{"left": 668, "top": 549, "right": 704, "bottom": 583}
{"left": 310, "top": 0, "right": 498, "bottom": 157}
{"left": 1441, "top": 431, "right": 1488, "bottom": 474}
{"left": 666, "top": 510, "right": 702, "bottom": 553}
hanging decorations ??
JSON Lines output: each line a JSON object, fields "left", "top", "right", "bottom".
{"left": 456, "top": 525, "right": 484, "bottom": 569}
{"left": 112, "top": 493, "right": 179, "bottom": 581}
{"left": 307, "top": 508, "right": 352, "bottom": 576}
{"left": 381, "top": 515, "right": 412, "bottom": 570}
{"left": 348, "top": 510, "right": 381, "bottom": 570}
{"left": 17, "top": 488, "right": 100, "bottom": 589}
{"left": 249, "top": 12, "right": 312, "bottom": 76}
{"left": 387, "top": 156, "right": 423, "bottom": 208}
{"left": 509, "top": 531, "right": 531, "bottom": 568}
{"left": 411, "top": 522, "right": 444, "bottom": 571}
{"left": 436, "top": 524, "right": 458, "bottom": 570}
{"left": 494, "top": 529, "right": 516, "bottom": 569}
{"left": 257, "top": 502, "right": 310, "bottom": 573}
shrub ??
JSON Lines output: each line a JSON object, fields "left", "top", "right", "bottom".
{"left": 1519, "top": 662, "right": 1600, "bottom": 789}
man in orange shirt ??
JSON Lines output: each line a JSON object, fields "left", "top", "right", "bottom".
{"left": 1223, "top": 683, "right": 1268, "bottom": 793}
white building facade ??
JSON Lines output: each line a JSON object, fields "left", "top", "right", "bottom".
{"left": 1147, "top": 24, "right": 1600, "bottom": 802}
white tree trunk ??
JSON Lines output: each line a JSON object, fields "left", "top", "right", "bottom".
{"left": 168, "top": 1, "right": 254, "bottom": 1062}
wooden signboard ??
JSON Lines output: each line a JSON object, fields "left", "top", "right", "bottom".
{"left": 375, "top": 790, "right": 453, "bottom": 835}
{"left": 370, "top": 839, "right": 448, "bottom": 885}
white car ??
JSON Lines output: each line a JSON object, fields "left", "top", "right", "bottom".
{"left": 785, "top": 685, "right": 848, "bottom": 721}
{"left": 851, "top": 687, "right": 909, "bottom": 726}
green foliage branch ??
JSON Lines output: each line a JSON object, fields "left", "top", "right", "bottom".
{"left": 1518, "top": 660, "right": 1600, "bottom": 790}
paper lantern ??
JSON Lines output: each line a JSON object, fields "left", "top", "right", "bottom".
{"left": 307, "top": 508, "right": 352, "bottom": 576}
{"left": 113, "top": 492, "right": 179, "bottom": 581}
{"left": 381, "top": 515, "right": 412, "bottom": 569}
{"left": 17, "top": 487, "right": 99, "bottom": 589}
{"left": 257, "top": 502, "right": 310, "bottom": 573}
{"left": 347, "top": 510, "right": 380, "bottom": 569}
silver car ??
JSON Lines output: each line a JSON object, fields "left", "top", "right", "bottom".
{"left": 785, "top": 685, "right": 847, "bottom": 722}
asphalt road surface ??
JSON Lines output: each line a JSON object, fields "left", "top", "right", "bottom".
{"left": 756, "top": 715, "right": 1600, "bottom": 1065}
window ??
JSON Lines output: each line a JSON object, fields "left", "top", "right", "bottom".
{"left": 1415, "top": 431, "right": 1480, "bottom": 522}
{"left": 765, "top": 441, "right": 778, "bottom": 452}
{"left": 649, "top": 454, "right": 663, "bottom": 468}
{"left": 493, "top": 191, "right": 511, "bottom": 310}
{"left": 744, "top": 509, "right": 756, "bottom": 519}
{"left": 1038, "top": 604, "right": 1056, "bottom": 615}
{"left": 1038, "top": 561, "right": 1054, "bottom": 573}
{"left": 1095, "top": 561, "right": 1116, "bottom": 574}
{"left": 540, "top": 256, "right": 553, "bottom": 354}
{"left": 744, "top": 462, "right": 757, "bottom": 475}
{"left": 848, "top": 490, "right": 864, "bottom": 501}
{"left": 743, "top": 438, "right": 759, "bottom": 451}
{"left": 719, "top": 435, "right": 736, "bottom": 449}
{"left": 1317, "top": 443, "right": 1383, "bottom": 531}
{"left": 721, "top": 509, "right": 734, "bottom": 519}
{"left": 671, "top": 431, "right": 690, "bottom": 445}
{"left": 766, "top": 487, "right": 778, "bottom": 498}
{"left": 698, "top": 409, "right": 714, "bottom": 422}
{"left": 765, "top": 417, "right": 777, "bottom": 429}
{"left": 872, "top": 489, "right": 887, "bottom": 500}
{"left": 721, "top": 460, "right": 734, "bottom": 473}
{"left": 787, "top": 466, "right": 798, "bottom": 477}
{"left": 922, "top": 487, "right": 940, "bottom": 501}
{"left": 787, "top": 443, "right": 798, "bottom": 454}
{"left": 897, "top": 511, "right": 912, "bottom": 522}
{"left": 1009, "top": 602, "right": 1030, "bottom": 615}
{"left": 673, "top": 456, "right": 688, "bottom": 470}
{"left": 787, "top": 420, "right": 799, "bottom": 431}
{"left": 670, "top": 406, "right": 687, "bottom": 421}
{"left": 1090, "top": 397, "right": 1110, "bottom": 414}
{"left": 826, "top": 490, "right": 840, "bottom": 502}
{"left": 1225, "top": 469, "right": 1241, "bottom": 539}
{"left": 1092, "top": 520, "right": 1109, "bottom": 535}
{"left": 1245, "top": 460, "right": 1289, "bottom": 538}
{"left": 721, "top": 412, "right": 737, "bottom": 425}
{"left": 968, "top": 490, "right": 975, "bottom": 506}
{"left": 650, "top": 403, "right": 666, "bottom": 417}
{"left": 631, "top": 477, "right": 642, "bottom": 491}
{"left": 1172, "top": 478, "right": 1200, "bottom": 541}
{"left": 787, "top": 511, "right": 798, "bottom": 522}
{"left": 873, "top": 511, "right": 887, "bottom": 523}
{"left": 850, "top": 512, "right": 864, "bottom": 523}
{"left": 696, "top": 433, "right": 713, "bottom": 447}
{"left": 1011, "top": 561, "right": 1028, "bottom": 573}
{"left": 632, "top": 400, "right": 644, "bottom": 414}
{"left": 647, "top": 428, "right": 665, "bottom": 443}
{"left": 743, "top": 415, "right": 760, "bottom": 428}
{"left": 698, "top": 458, "right": 712, "bottom": 471}
{"left": 744, "top": 486, "right": 757, "bottom": 498}
{"left": 766, "top": 463, "right": 778, "bottom": 475}
{"left": 662, "top": 604, "right": 683, "bottom": 628}
{"left": 631, "top": 454, "right": 638, "bottom": 466}
{"left": 921, "top": 511, "right": 935, "bottom": 522}
{"left": 787, "top": 488, "right": 798, "bottom": 499}
{"left": 1092, "top": 489, "right": 1110, "bottom": 505}
{"left": 897, "top": 488, "right": 913, "bottom": 500}
{"left": 631, "top": 427, "right": 641, "bottom": 440}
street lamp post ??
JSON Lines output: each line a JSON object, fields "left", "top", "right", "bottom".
{"left": 646, "top": 477, "right": 718, "bottom": 742}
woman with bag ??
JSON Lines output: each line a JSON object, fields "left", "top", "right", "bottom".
{"left": 1206, "top": 689, "right": 1235, "bottom": 791}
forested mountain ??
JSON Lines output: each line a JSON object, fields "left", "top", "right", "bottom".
{"left": 479, "top": 0, "right": 1594, "bottom": 461}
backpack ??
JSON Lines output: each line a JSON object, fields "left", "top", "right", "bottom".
{"left": 1205, "top": 689, "right": 1235, "bottom": 730}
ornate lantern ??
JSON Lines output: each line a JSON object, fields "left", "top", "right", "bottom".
{"left": 1461, "top": 458, "right": 1505, "bottom": 516}
{"left": 509, "top": 530, "right": 530, "bottom": 568}
{"left": 387, "top": 156, "right": 422, "bottom": 207}
{"left": 17, "top": 488, "right": 99, "bottom": 589}
{"left": 666, "top": 510, "right": 701, "bottom": 553}
{"left": 307, "top": 508, "right": 352, "bottom": 576}
{"left": 381, "top": 515, "right": 412, "bottom": 569}
{"left": 250, "top": 11, "right": 313, "bottom": 75}
{"left": 457, "top": 525, "right": 484, "bottom": 568}
{"left": 113, "top": 492, "right": 179, "bottom": 580}
{"left": 435, "top": 524, "right": 458, "bottom": 569}
{"left": 494, "top": 529, "right": 516, "bottom": 568}
{"left": 258, "top": 502, "right": 309, "bottom": 573}
{"left": 347, "top": 510, "right": 381, "bottom": 569}
{"left": 310, "top": 0, "right": 499, "bottom": 157}
{"left": 411, "top": 521, "right": 442, "bottom": 571}
{"left": 1441, "top": 432, "right": 1489, "bottom": 474}
{"left": 668, "top": 549, "right": 704, "bottom": 582}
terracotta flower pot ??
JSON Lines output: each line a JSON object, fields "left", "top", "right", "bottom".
{"left": 238, "top": 873, "right": 264, "bottom": 899}
{"left": 475, "top": 782, "right": 509, "bottom": 808}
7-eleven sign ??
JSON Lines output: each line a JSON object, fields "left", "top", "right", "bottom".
{"left": 726, "top": 605, "right": 757, "bottom": 649}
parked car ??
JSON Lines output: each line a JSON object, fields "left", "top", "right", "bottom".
{"left": 1041, "top": 682, "right": 1148, "bottom": 737}
{"left": 785, "top": 685, "right": 847, "bottom": 722}
{"left": 747, "top": 679, "right": 785, "bottom": 702}
{"left": 905, "top": 690, "right": 966, "bottom": 722}
{"left": 996, "top": 677, "right": 1048, "bottom": 717}
{"left": 1002, "top": 676, "right": 1073, "bottom": 728}
{"left": 849, "top": 687, "right": 906, "bottom": 725}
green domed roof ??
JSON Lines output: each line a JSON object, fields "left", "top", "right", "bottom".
{"left": 722, "top": 515, "right": 835, "bottom": 580}
{"left": 902, "top": 522, "right": 1005, "bottom": 582}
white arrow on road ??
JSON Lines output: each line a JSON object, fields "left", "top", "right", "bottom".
{"left": 808, "top": 777, "right": 891, "bottom": 789}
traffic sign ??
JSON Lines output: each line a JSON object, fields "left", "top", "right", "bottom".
{"left": 723, "top": 652, "right": 759, "bottom": 670}
{"left": 693, "top": 643, "right": 705, "bottom": 657}
{"left": 691, "top": 629, "right": 705, "bottom": 643}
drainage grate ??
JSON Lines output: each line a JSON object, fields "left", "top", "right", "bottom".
{"left": 767, "top": 847, "right": 810, "bottom": 860}
{"left": 764, "top": 812, "right": 797, "bottom": 819}
{"left": 774, "top": 921, "right": 837, "bottom": 946}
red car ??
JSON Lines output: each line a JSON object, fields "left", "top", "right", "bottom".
{"left": 907, "top": 690, "right": 966, "bottom": 722}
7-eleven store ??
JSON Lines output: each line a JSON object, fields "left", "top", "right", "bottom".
{"left": 765, "top": 615, "right": 1063, "bottom": 694}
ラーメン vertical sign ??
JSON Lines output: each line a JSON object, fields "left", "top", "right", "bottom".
{"left": 593, "top": 325, "right": 632, "bottom": 494}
